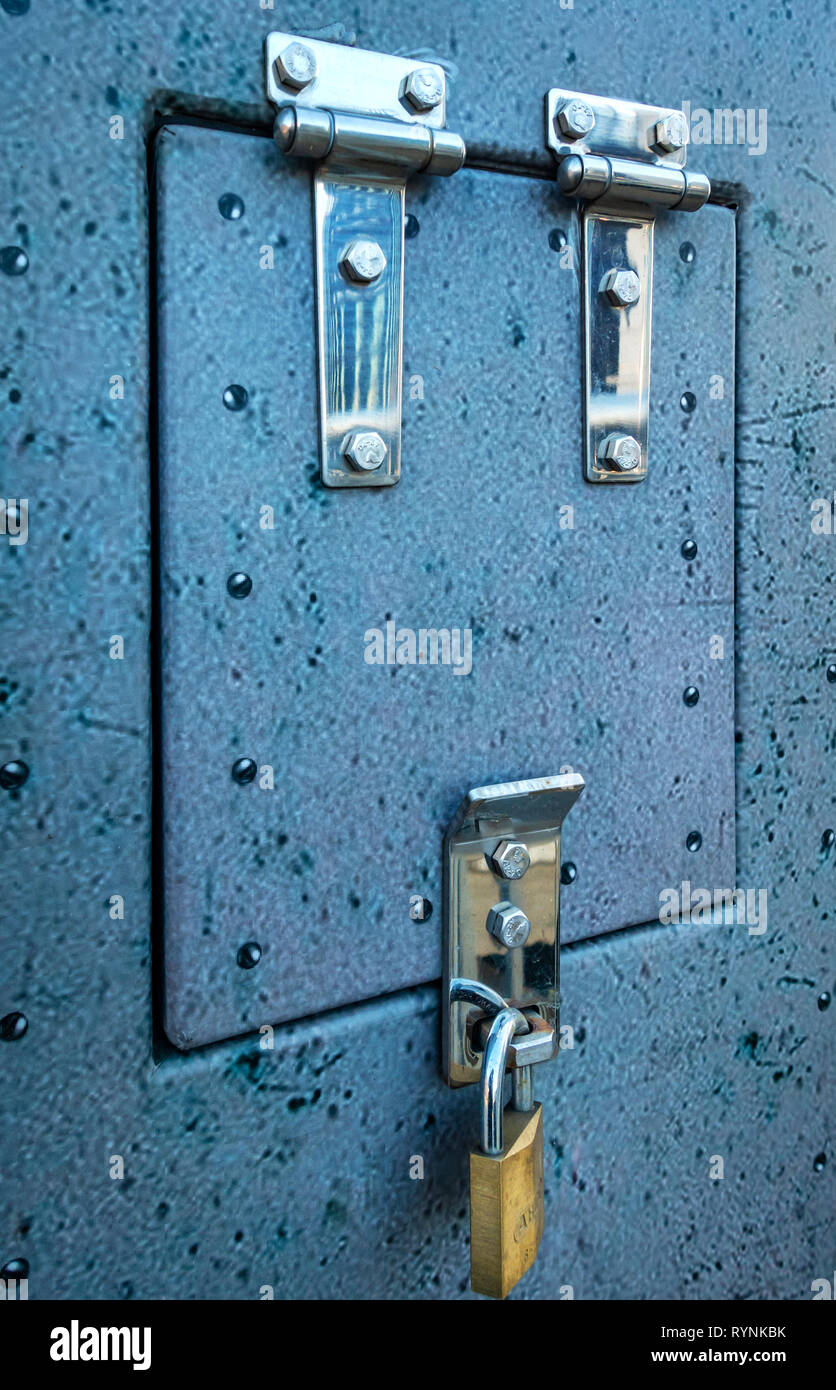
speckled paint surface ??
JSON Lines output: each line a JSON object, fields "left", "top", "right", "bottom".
{"left": 0, "top": 0, "right": 833, "bottom": 1300}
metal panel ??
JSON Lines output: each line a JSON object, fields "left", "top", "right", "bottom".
{"left": 156, "top": 125, "right": 736, "bottom": 1049}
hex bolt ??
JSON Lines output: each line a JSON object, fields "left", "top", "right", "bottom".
{"left": 274, "top": 41, "right": 318, "bottom": 92}
{"left": 599, "top": 433, "right": 642, "bottom": 472}
{"left": 340, "top": 239, "right": 387, "bottom": 284}
{"left": 486, "top": 901, "right": 532, "bottom": 950}
{"left": 343, "top": 430, "right": 388, "bottom": 472}
{"left": 403, "top": 67, "right": 443, "bottom": 112}
{"left": 653, "top": 111, "right": 688, "bottom": 153}
{"left": 601, "top": 267, "right": 641, "bottom": 308}
{"left": 556, "top": 98, "right": 596, "bottom": 140}
{"left": 489, "top": 840, "right": 531, "bottom": 881}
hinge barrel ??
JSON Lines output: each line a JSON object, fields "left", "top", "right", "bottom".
{"left": 275, "top": 105, "right": 465, "bottom": 177}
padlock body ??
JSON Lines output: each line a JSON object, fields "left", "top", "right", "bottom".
{"left": 469, "top": 1102, "right": 544, "bottom": 1300}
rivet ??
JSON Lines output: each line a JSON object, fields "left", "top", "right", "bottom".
{"left": 686, "top": 831, "right": 702, "bottom": 853}
{"left": 223, "top": 384, "right": 249, "bottom": 412}
{"left": 817, "top": 991, "right": 831, "bottom": 1012}
{"left": 813, "top": 1152, "right": 826, "bottom": 1172}
{"left": 548, "top": 228, "right": 568, "bottom": 253}
{"left": 0, "top": 760, "right": 29, "bottom": 790}
{"left": 0, "top": 1257, "right": 29, "bottom": 1278}
{"left": 679, "top": 241, "right": 696, "bottom": 264}
{"left": 231, "top": 757, "right": 257, "bottom": 785}
{"left": 681, "top": 539, "right": 698, "bottom": 561}
{"left": 683, "top": 686, "right": 700, "bottom": 707}
{"left": 218, "top": 193, "right": 245, "bottom": 221}
{"left": 405, "top": 214, "right": 420, "bottom": 240}
{"left": 826, "top": 663, "right": 836, "bottom": 685}
{"left": 561, "top": 861, "right": 577, "bottom": 885}
{"left": 226, "top": 572, "right": 252, "bottom": 600}
{"left": 0, "top": 246, "right": 28, "bottom": 276}
{"left": 237, "top": 941, "right": 262, "bottom": 969}
{"left": 0, "top": 1011, "right": 28, "bottom": 1041}
{"left": 822, "top": 828, "right": 835, "bottom": 850}
{"left": 680, "top": 391, "right": 697, "bottom": 413}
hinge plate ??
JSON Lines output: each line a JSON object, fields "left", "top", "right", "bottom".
{"left": 546, "top": 88, "right": 688, "bottom": 170}
{"left": 443, "top": 774, "right": 585, "bottom": 1088}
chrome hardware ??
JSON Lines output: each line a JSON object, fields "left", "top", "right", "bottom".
{"left": 546, "top": 88, "right": 710, "bottom": 483}
{"left": 443, "top": 773, "right": 585, "bottom": 1087}
{"left": 489, "top": 839, "right": 531, "bottom": 881}
{"left": 486, "top": 901, "right": 531, "bottom": 949}
{"left": 479, "top": 1007, "right": 528, "bottom": 1155}
{"left": 265, "top": 33, "right": 465, "bottom": 489}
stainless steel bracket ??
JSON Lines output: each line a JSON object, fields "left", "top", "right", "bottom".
{"left": 265, "top": 33, "right": 465, "bottom": 488}
{"left": 546, "top": 89, "right": 710, "bottom": 483}
{"left": 443, "top": 773, "right": 585, "bottom": 1088}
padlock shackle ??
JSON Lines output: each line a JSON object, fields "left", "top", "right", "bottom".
{"left": 480, "top": 1006, "right": 527, "bottom": 1156}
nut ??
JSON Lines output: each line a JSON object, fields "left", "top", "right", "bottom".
{"left": 486, "top": 901, "right": 531, "bottom": 950}
{"left": 490, "top": 840, "right": 531, "bottom": 881}
{"left": 340, "top": 239, "right": 387, "bottom": 284}
{"left": 599, "top": 433, "right": 642, "bottom": 472}
{"left": 601, "top": 267, "right": 641, "bottom": 308}
{"left": 274, "top": 42, "right": 318, "bottom": 92}
{"left": 557, "top": 98, "right": 595, "bottom": 140}
{"left": 653, "top": 111, "right": 688, "bottom": 153}
{"left": 343, "top": 430, "right": 388, "bottom": 472}
{"left": 403, "top": 66, "right": 444, "bottom": 112}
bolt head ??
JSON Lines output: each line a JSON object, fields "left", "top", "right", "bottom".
{"left": 490, "top": 840, "right": 531, "bottom": 881}
{"left": 274, "top": 42, "right": 318, "bottom": 92}
{"left": 557, "top": 98, "right": 596, "bottom": 140}
{"left": 599, "top": 433, "right": 642, "bottom": 472}
{"left": 653, "top": 111, "right": 688, "bottom": 153}
{"left": 403, "top": 66, "right": 444, "bottom": 112}
{"left": 340, "top": 239, "right": 387, "bottom": 284}
{"left": 343, "top": 430, "right": 388, "bottom": 472}
{"left": 487, "top": 901, "right": 532, "bottom": 950}
{"left": 601, "top": 267, "right": 641, "bottom": 308}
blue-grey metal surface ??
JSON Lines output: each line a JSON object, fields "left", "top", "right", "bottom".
{"left": 0, "top": 0, "right": 833, "bottom": 1301}
{"left": 156, "top": 126, "right": 735, "bottom": 1048}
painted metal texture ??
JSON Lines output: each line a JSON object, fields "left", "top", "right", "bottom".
{"left": 0, "top": 0, "right": 833, "bottom": 1301}
{"left": 157, "top": 125, "right": 734, "bottom": 1048}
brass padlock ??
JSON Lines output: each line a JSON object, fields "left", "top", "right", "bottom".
{"left": 469, "top": 1007, "right": 545, "bottom": 1300}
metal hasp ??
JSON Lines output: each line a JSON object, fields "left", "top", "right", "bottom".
{"left": 265, "top": 33, "right": 465, "bottom": 487}
{"left": 443, "top": 773, "right": 585, "bottom": 1087}
{"left": 546, "top": 90, "right": 710, "bottom": 483}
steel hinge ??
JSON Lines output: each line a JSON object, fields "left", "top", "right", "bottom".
{"left": 546, "top": 89, "right": 710, "bottom": 483}
{"left": 265, "top": 34, "right": 465, "bottom": 488}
